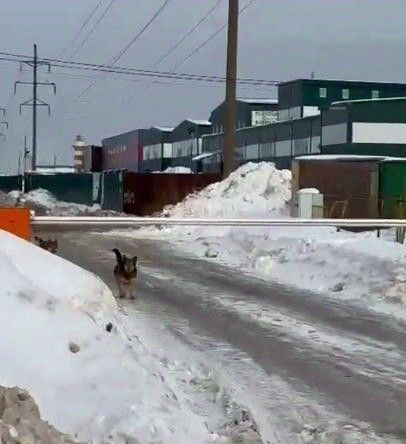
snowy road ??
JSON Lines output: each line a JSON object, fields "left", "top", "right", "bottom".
{"left": 52, "top": 230, "right": 406, "bottom": 443}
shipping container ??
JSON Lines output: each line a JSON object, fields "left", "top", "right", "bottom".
{"left": 82, "top": 145, "right": 103, "bottom": 172}
{"left": 100, "top": 170, "right": 123, "bottom": 212}
{"left": 26, "top": 172, "right": 94, "bottom": 205}
{"left": 379, "top": 160, "right": 406, "bottom": 218}
{"left": 0, "top": 175, "right": 22, "bottom": 193}
{"left": 292, "top": 155, "right": 382, "bottom": 218}
{"left": 102, "top": 129, "right": 149, "bottom": 172}
{"left": 123, "top": 172, "right": 220, "bottom": 216}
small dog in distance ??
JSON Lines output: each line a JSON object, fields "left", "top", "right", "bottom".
{"left": 34, "top": 236, "right": 58, "bottom": 254}
{"left": 112, "top": 248, "right": 138, "bottom": 299}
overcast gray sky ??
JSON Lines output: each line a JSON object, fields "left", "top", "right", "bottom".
{"left": 1, "top": 0, "right": 406, "bottom": 173}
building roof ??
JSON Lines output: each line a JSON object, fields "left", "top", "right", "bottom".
{"left": 295, "top": 154, "right": 406, "bottom": 162}
{"left": 152, "top": 126, "right": 174, "bottom": 132}
{"left": 186, "top": 119, "right": 211, "bottom": 126}
{"left": 331, "top": 96, "right": 406, "bottom": 107}
{"left": 238, "top": 98, "right": 278, "bottom": 105}
{"left": 278, "top": 78, "right": 406, "bottom": 89}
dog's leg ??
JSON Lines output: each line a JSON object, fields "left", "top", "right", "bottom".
{"left": 126, "top": 279, "right": 135, "bottom": 300}
{"left": 117, "top": 281, "right": 126, "bottom": 299}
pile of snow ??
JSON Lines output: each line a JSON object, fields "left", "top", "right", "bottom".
{"left": 154, "top": 166, "right": 193, "bottom": 174}
{"left": 0, "top": 230, "right": 217, "bottom": 443}
{"left": 114, "top": 161, "right": 406, "bottom": 316}
{"left": 7, "top": 189, "right": 122, "bottom": 216}
{"left": 162, "top": 162, "right": 291, "bottom": 218}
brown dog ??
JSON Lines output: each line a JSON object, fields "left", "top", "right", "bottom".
{"left": 112, "top": 248, "right": 138, "bottom": 299}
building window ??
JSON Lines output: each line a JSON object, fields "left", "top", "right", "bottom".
{"left": 372, "top": 90, "right": 380, "bottom": 99}
{"left": 342, "top": 89, "right": 349, "bottom": 100}
{"left": 319, "top": 87, "right": 327, "bottom": 98}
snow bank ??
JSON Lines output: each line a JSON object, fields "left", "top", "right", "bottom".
{"left": 7, "top": 189, "right": 122, "bottom": 216}
{"left": 116, "top": 161, "right": 406, "bottom": 316}
{"left": 162, "top": 162, "right": 291, "bottom": 218}
{"left": 0, "top": 230, "right": 214, "bottom": 443}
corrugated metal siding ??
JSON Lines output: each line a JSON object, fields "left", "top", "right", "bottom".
{"left": 295, "top": 160, "right": 380, "bottom": 218}
{"left": 102, "top": 130, "right": 146, "bottom": 172}
{"left": 83, "top": 146, "right": 103, "bottom": 172}
{"left": 0, "top": 175, "right": 22, "bottom": 192}
{"left": 26, "top": 173, "right": 93, "bottom": 205}
{"left": 123, "top": 173, "right": 220, "bottom": 216}
{"left": 100, "top": 171, "right": 123, "bottom": 212}
{"left": 380, "top": 161, "right": 406, "bottom": 218}
{"left": 349, "top": 100, "right": 406, "bottom": 123}
{"left": 322, "top": 143, "right": 406, "bottom": 157}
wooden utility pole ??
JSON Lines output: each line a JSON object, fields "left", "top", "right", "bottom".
{"left": 223, "top": 0, "right": 239, "bottom": 178}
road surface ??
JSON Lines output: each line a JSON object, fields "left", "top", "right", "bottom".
{"left": 51, "top": 230, "right": 406, "bottom": 443}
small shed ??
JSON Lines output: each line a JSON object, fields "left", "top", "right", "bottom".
{"left": 292, "top": 155, "right": 385, "bottom": 218}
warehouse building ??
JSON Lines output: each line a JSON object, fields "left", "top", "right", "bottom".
{"left": 278, "top": 78, "right": 406, "bottom": 121}
{"left": 170, "top": 119, "right": 211, "bottom": 169}
{"left": 201, "top": 114, "right": 321, "bottom": 171}
{"left": 321, "top": 97, "right": 406, "bottom": 157}
{"left": 140, "top": 126, "right": 173, "bottom": 172}
{"left": 100, "top": 79, "right": 406, "bottom": 173}
{"left": 209, "top": 98, "right": 278, "bottom": 133}
{"left": 201, "top": 79, "right": 406, "bottom": 172}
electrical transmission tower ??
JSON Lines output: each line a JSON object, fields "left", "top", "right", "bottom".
{"left": 14, "top": 44, "right": 56, "bottom": 171}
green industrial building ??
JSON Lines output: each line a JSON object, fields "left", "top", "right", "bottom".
{"left": 321, "top": 97, "right": 406, "bottom": 157}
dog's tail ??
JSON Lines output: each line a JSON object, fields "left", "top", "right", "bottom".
{"left": 112, "top": 248, "right": 124, "bottom": 267}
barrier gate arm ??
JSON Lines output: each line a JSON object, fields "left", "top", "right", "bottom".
{"left": 31, "top": 215, "right": 406, "bottom": 228}
{"left": 2, "top": 208, "right": 406, "bottom": 243}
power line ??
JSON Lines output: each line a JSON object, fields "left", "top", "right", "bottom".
{"left": 151, "top": 0, "right": 223, "bottom": 68}
{"left": 59, "top": 0, "right": 105, "bottom": 58}
{"left": 171, "top": 0, "right": 256, "bottom": 71}
{"left": 110, "top": 0, "right": 172, "bottom": 66}
{"left": 79, "top": 0, "right": 172, "bottom": 98}
{"left": 68, "top": 0, "right": 117, "bottom": 61}
{"left": 0, "top": 52, "right": 279, "bottom": 86}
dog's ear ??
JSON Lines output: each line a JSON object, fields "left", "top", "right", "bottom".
{"left": 133, "top": 256, "right": 138, "bottom": 266}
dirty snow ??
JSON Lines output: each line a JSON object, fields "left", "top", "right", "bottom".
{"left": 114, "top": 161, "right": 406, "bottom": 317}
{"left": 0, "top": 386, "right": 79, "bottom": 443}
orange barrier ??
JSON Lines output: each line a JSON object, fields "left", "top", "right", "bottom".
{"left": 0, "top": 208, "right": 31, "bottom": 241}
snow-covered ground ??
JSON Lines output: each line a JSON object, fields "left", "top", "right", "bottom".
{"left": 0, "top": 230, "right": 264, "bottom": 444}
{"left": 111, "top": 162, "right": 406, "bottom": 318}
{"left": 0, "top": 232, "right": 207, "bottom": 443}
